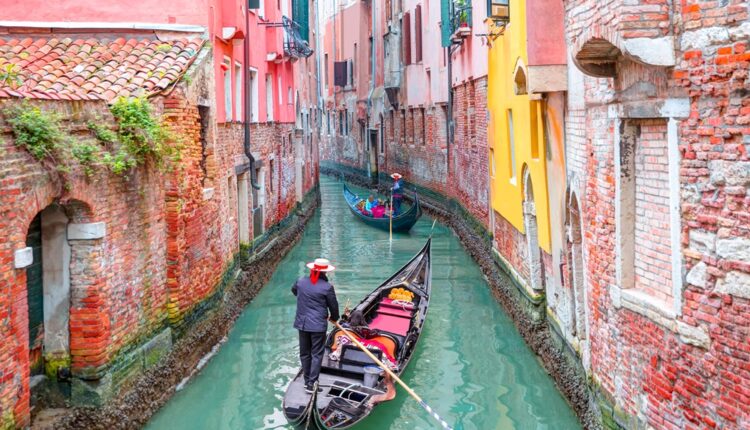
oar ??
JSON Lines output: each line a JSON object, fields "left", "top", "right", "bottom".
{"left": 389, "top": 190, "right": 393, "bottom": 242}
{"left": 331, "top": 321, "right": 454, "bottom": 430}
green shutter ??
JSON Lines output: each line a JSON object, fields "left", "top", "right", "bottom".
{"left": 292, "top": 0, "right": 310, "bottom": 42}
{"left": 248, "top": 0, "right": 260, "bottom": 9}
{"left": 441, "top": 0, "right": 452, "bottom": 47}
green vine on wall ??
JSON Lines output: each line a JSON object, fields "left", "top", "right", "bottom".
{"left": 2, "top": 97, "right": 180, "bottom": 180}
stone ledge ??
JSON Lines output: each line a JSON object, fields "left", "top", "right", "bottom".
{"left": 492, "top": 248, "right": 545, "bottom": 304}
{"left": 14, "top": 247, "right": 33, "bottom": 269}
{"left": 67, "top": 222, "right": 106, "bottom": 240}
{"left": 611, "top": 285, "right": 711, "bottom": 350}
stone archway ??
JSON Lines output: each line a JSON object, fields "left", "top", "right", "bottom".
{"left": 565, "top": 192, "right": 588, "bottom": 342}
{"left": 20, "top": 198, "right": 103, "bottom": 403}
{"left": 523, "top": 167, "right": 544, "bottom": 292}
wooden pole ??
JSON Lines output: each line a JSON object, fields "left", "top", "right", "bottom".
{"left": 389, "top": 190, "right": 393, "bottom": 242}
{"left": 332, "top": 321, "right": 453, "bottom": 430}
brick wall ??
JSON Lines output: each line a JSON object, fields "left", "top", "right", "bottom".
{"left": 634, "top": 119, "right": 673, "bottom": 303}
{"left": 565, "top": 1, "right": 750, "bottom": 428}
{"left": 0, "top": 101, "right": 171, "bottom": 426}
{"left": 493, "top": 213, "right": 530, "bottom": 282}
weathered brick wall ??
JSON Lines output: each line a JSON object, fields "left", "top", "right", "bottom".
{"left": 386, "top": 106, "right": 449, "bottom": 193}
{"left": 451, "top": 78, "right": 490, "bottom": 226}
{"left": 163, "top": 92, "right": 236, "bottom": 327}
{"left": 565, "top": 1, "right": 750, "bottom": 428}
{"left": 0, "top": 101, "right": 169, "bottom": 426}
{"left": 634, "top": 119, "right": 673, "bottom": 303}
{"left": 493, "top": 213, "right": 530, "bottom": 282}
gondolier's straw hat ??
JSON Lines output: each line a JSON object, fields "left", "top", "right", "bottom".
{"left": 306, "top": 258, "right": 336, "bottom": 272}
{"left": 391, "top": 172, "right": 403, "bottom": 179}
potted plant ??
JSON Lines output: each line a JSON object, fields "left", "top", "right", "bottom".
{"left": 455, "top": 0, "right": 470, "bottom": 27}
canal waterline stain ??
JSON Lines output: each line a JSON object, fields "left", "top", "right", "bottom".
{"left": 147, "top": 176, "right": 581, "bottom": 430}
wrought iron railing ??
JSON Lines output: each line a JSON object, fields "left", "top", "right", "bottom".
{"left": 282, "top": 16, "right": 313, "bottom": 58}
{"left": 450, "top": 2, "right": 472, "bottom": 35}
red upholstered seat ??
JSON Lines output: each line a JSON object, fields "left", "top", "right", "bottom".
{"left": 369, "top": 314, "right": 411, "bottom": 336}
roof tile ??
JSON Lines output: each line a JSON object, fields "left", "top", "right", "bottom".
{"left": 0, "top": 35, "right": 204, "bottom": 102}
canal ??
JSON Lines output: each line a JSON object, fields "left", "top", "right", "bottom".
{"left": 146, "top": 176, "right": 580, "bottom": 430}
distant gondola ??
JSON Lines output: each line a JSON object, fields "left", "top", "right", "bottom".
{"left": 342, "top": 183, "right": 422, "bottom": 232}
{"left": 283, "top": 238, "right": 432, "bottom": 429}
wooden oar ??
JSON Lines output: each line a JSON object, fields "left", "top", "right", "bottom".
{"left": 389, "top": 190, "right": 393, "bottom": 242}
{"left": 331, "top": 321, "right": 454, "bottom": 430}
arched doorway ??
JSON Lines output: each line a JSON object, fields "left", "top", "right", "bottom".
{"left": 566, "top": 194, "right": 587, "bottom": 343}
{"left": 523, "top": 169, "right": 544, "bottom": 292}
{"left": 25, "top": 204, "right": 72, "bottom": 398}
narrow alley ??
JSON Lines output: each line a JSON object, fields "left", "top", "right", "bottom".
{"left": 0, "top": 1, "right": 748, "bottom": 430}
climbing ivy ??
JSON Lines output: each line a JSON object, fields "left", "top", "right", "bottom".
{"left": 2, "top": 97, "right": 180, "bottom": 179}
{"left": 3, "top": 103, "right": 66, "bottom": 161}
{"left": 109, "top": 96, "right": 179, "bottom": 170}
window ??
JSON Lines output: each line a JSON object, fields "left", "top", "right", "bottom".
{"left": 269, "top": 159, "right": 275, "bottom": 193}
{"left": 277, "top": 75, "right": 283, "bottom": 105}
{"left": 403, "top": 12, "right": 411, "bottom": 65}
{"left": 379, "top": 114, "right": 385, "bottom": 153}
{"left": 489, "top": 147, "right": 496, "bottom": 177}
{"left": 353, "top": 43, "right": 358, "bottom": 86}
{"left": 401, "top": 109, "right": 406, "bottom": 144}
{"left": 223, "top": 57, "right": 232, "bottom": 121}
{"left": 389, "top": 110, "right": 394, "bottom": 142}
{"left": 249, "top": 68, "right": 259, "bottom": 122}
{"left": 421, "top": 108, "right": 426, "bottom": 145}
{"left": 415, "top": 5, "right": 423, "bottom": 63}
{"left": 324, "top": 53, "right": 329, "bottom": 92}
{"left": 369, "top": 37, "right": 374, "bottom": 85}
{"left": 266, "top": 73, "right": 274, "bottom": 121}
{"left": 234, "top": 62, "right": 242, "bottom": 121}
{"left": 288, "top": 86, "right": 292, "bottom": 105}
{"left": 327, "top": 110, "right": 331, "bottom": 135}
{"left": 339, "top": 110, "right": 343, "bottom": 135}
{"left": 507, "top": 110, "right": 516, "bottom": 180}
{"left": 258, "top": 0, "right": 265, "bottom": 18}
{"left": 618, "top": 119, "right": 677, "bottom": 306}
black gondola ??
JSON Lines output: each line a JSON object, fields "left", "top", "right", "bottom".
{"left": 283, "top": 238, "right": 432, "bottom": 429}
{"left": 343, "top": 183, "right": 422, "bottom": 233}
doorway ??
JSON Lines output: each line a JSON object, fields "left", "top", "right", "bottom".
{"left": 368, "top": 129, "right": 379, "bottom": 180}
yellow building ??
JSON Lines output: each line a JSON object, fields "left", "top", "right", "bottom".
{"left": 487, "top": 0, "right": 551, "bottom": 254}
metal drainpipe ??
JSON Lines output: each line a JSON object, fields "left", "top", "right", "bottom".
{"left": 245, "top": 12, "right": 261, "bottom": 190}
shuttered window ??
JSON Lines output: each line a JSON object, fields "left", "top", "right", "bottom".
{"left": 292, "top": 0, "right": 310, "bottom": 41}
{"left": 415, "top": 5, "right": 423, "bottom": 63}
{"left": 403, "top": 12, "right": 411, "bottom": 65}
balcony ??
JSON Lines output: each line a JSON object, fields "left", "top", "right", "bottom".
{"left": 450, "top": 2, "right": 472, "bottom": 41}
{"left": 282, "top": 16, "right": 313, "bottom": 59}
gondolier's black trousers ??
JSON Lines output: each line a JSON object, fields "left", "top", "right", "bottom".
{"left": 298, "top": 330, "right": 326, "bottom": 386}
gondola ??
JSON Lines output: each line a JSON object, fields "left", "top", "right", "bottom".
{"left": 283, "top": 238, "right": 432, "bottom": 429}
{"left": 343, "top": 183, "right": 422, "bottom": 232}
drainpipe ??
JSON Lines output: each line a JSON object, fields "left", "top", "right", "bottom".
{"left": 245, "top": 13, "right": 261, "bottom": 190}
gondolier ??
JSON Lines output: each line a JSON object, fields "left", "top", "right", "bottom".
{"left": 391, "top": 173, "right": 404, "bottom": 215}
{"left": 292, "top": 258, "right": 340, "bottom": 393}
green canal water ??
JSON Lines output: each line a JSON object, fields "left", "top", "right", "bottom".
{"left": 146, "top": 176, "right": 580, "bottom": 430}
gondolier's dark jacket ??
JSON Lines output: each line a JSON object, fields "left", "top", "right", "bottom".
{"left": 292, "top": 277, "right": 340, "bottom": 332}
